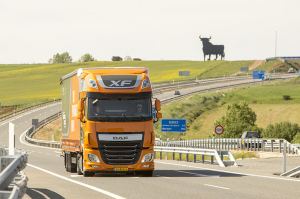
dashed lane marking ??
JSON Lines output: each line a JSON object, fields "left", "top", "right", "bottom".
{"left": 203, "top": 184, "right": 230, "bottom": 190}
{"left": 28, "top": 164, "right": 126, "bottom": 199}
{"left": 175, "top": 170, "right": 219, "bottom": 177}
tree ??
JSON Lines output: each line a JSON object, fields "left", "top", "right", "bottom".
{"left": 215, "top": 102, "right": 259, "bottom": 138}
{"left": 111, "top": 56, "right": 123, "bottom": 61}
{"left": 49, "top": 52, "right": 72, "bottom": 64}
{"left": 263, "top": 122, "right": 300, "bottom": 142}
{"left": 80, "top": 53, "right": 95, "bottom": 62}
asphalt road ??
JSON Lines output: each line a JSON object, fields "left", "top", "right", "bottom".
{"left": 1, "top": 76, "right": 300, "bottom": 199}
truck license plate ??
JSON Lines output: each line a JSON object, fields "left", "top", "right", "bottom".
{"left": 114, "top": 168, "right": 128, "bottom": 172}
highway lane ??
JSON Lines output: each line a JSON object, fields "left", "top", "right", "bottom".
{"left": 1, "top": 76, "right": 300, "bottom": 198}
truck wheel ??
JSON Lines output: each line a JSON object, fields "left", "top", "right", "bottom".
{"left": 77, "top": 153, "right": 83, "bottom": 175}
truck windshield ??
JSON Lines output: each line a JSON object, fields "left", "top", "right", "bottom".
{"left": 87, "top": 94, "right": 152, "bottom": 122}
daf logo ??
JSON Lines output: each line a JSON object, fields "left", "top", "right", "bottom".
{"left": 109, "top": 80, "right": 132, "bottom": 87}
{"left": 113, "top": 136, "right": 129, "bottom": 140}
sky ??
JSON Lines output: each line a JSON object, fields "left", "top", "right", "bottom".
{"left": 0, "top": 0, "right": 299, "bottom": 63}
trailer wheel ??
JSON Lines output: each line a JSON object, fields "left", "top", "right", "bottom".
{"left": 66, "top": 153, "right": 77, "bottom": 173}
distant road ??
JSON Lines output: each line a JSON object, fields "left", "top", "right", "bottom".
{"left": 1, "top": 75, "right": 299, "bottom": 199}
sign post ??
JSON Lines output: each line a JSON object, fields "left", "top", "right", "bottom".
{"left": 214, "top": 125, "right": 224, "bottom": 159}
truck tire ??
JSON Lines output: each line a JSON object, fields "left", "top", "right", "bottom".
{"left": 77, "top": 153, "right": 83, "bottom": 175}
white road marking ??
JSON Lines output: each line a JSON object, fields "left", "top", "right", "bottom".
{"left": 155, "top": 175, "right": 170, "bottom": 179}
{"left": 175, "top": 170, "right": 218, "bottom": 177}
{"left": 70, "top": 174, "right": 82, "bottom": 178}
{"left": 28, "top": 164, "right": 126, "bottom": 199}
{"left": 204, "top": 184, "right": 230, "bottom": 190}
{"left": 155, "top": 161, "right": 300, "bottom": 182}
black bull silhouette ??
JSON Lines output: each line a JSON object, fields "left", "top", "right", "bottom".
{"left": 199, "top": 36, "right": 225, "bottom": 61}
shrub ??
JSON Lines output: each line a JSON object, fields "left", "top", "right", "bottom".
{"left": 282, "top": 95, "right": 291, "bottom": 100}
{"left": 262, "top": 122, "right": 300, "bottom": 142}
{"left": 112, "top": 56, "right": 123, "bottom": 61}
{"left": 292, "top": 133, "right": 300, "bottom": 144}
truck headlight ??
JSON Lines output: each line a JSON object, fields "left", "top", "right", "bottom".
{"left": 142, "top": 79, "right": 151, "bottom": 89}
{"left": 88, "top": 154, "right": 100, "bottom": 163}
{"left": 142, "top": 153, "right": 154, "bottom": 163}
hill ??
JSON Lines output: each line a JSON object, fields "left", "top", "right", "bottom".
{"left": 0, "top": 60, "right": 251, "bottom": 106}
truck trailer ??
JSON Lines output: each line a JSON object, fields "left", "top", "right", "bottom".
{"left": 60, "top": 67, "right": 162, "bottom": 176}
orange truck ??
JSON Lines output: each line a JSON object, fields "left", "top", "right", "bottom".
{"left": 60, "top": 67, "right": 162, "bottom": 177}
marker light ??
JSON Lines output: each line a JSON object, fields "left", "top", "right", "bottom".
{"left": 142, "top": 79, "right": 151, "bottom": 89}
{"left": 88, "top": 79, "right": 98, "bottom": 89}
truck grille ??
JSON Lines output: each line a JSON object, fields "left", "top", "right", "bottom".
{"left": 99, "top": 141, "right": 143, "bottom": 165}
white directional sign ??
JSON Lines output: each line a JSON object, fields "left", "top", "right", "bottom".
{"left": 215, "top": 125, "right": 224, "bottom": 135}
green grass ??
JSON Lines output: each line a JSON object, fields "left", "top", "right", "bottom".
{"left": 0, "top": 60, "right": 252, "bottom": 106}
{"left": 157, "top": 77, "right": 300, "bottom": 140}
{"left": 255, "top": 60, "right": 281, "bottom": 72}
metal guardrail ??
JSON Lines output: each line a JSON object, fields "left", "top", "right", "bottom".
{"left": 281, "top": 166, "right": 300, "bottom": 178}
{"left": 24, "top": 113, "right": 61, "bottom": 149}
{"left": 154, "top": 146, "right": 237, "bottom": 167}
{"left": 0, "top": 100, "right": 61, "bottom": 123}
{"left": 156, "top": 138, "right": 299, "bottom": 155}
{"left": 0, "top": 148, "right": 28, "bottom": 199}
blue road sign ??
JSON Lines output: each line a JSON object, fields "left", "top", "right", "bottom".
{"left": 161, "top": 119, "right": 186, "bottom": 133}
{"left": 252, "top": 70, "right": 265, "bottom": 80}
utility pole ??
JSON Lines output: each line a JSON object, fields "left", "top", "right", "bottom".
{"left": 275, "top": 31, "right": 278, "bottom": 58}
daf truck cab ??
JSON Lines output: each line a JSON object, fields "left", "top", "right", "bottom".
{"left": 60, "top": 67, "right": 162, "bottom": 176}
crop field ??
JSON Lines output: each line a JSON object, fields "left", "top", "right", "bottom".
{"left": 0, "top": 60, "right": 251, "bottom": 106}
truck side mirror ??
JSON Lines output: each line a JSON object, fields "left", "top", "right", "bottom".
{"left": 76, "top": 98, "right": 85, "bottom": 121}
{"left": 156, "top": 112, "right": 162, "bottom": 119}
{"left": 155, "top": 99, "right": 161, "bottom": 111}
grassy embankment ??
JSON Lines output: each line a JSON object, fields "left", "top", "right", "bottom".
{"left": 156, "top": 77, "right": 300, "bottom": 140}
{"left": 0, "top": 60, "right": 252, "bottom": 107}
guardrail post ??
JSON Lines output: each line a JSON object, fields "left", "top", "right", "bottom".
{"left": 279, "top": 140, "right": 282, "bottom": 153}
{"left": 194, "top": 154, "right": 197, "bottom": 163}
{"left": 160, "top": 151, "right": 162, "bottom": 160}
{"left": 262, "top": 140, "right": 265, "bottom": 151}
{"left": 202, "top": 155, "right": 205, "bottom": 163}
{"left": 179, "top": 153, "right": 182, "bottom": 161}
{"left": 186, "top": 153, "right": 189, "bottom": 162}
{"left": 210, "top": 156, "right": 214, "bottom": 164}
{"left": 271, "top": 140, "right": 274, "bottom": 152}
{"left": 172, "top": 152, "right": 175, "bottom": 160}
